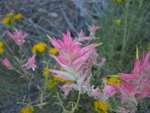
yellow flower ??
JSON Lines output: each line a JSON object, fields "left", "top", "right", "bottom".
{"left": 6, "top": 12, "right": 14, "bottom": 18}
{"left": 147, "top": 45, "right": 150, "bottom": 51}
{"left": 32, "top": 42, "right": 47, "bottom": 53}
{"left": 47, "top": 80, "right": 56, "bottom": 89}
{"left": 53, "top": 76, "right": 74, "bottom": 84}
{"left": 94, "top": 100, "right": 108, "bottom": 113}
{"left": 116, "top": 0, "right": 122, "bottom": 3}
{"left": 114, "top": 19, "right": 121, "bottom": 26}
{"left": 105, "top": 76, "right": 121, "bottom": 86}
{"left": 0, "top": 48, "right": 4, "bottom": 54}
{"left": 60, "top": 67, "right": 64, "bottom": 71}
{"left": 42, "top": 67, "right": 50, "bottom": 77}
{"left": 65, "top": 80, "right": 75, "bottom": 84}
{"left": 53, "top": 76, "right": 65, "bottom": 83}
{"left": 48, "top": 48, "right": 59, "bottom": 55}
{"left": 0, "top": 41, "right": 4, "bottom": 48}
{"left": 14, "top": 13, "right": 22, "bottom": 21}
{"left": 0, "top": 41, "right": 4, "bottom": 54}
{"left": 20, "top": 105, "right": 34, "bottom": 113}
{"left": 113, "top": 0, "right": 126, "bottom": 3}
{"left": 53, "top": 68, "right": 65, "bottom": 82}
{"left": 2, "top": 17, "right": 10, "bottom": 25}
{"left": 99, "top": 84, "right": 104, "bottom": 89}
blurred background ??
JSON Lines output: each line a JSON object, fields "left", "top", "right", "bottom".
{"left": 0, "top": 0, "right": 150, "bottom": 113}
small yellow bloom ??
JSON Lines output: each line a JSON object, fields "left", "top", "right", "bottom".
{"left": 14, "top": 13, "right": 22, "bottom": 21}
{"left": 32, "top": 42, "right": 47, "bottom": 53}
{"left": 0, "top": 48, "right": 4, "bottom": 54}
{"left": 53, "top": 76, "right": 74, "bottom": 84}
{"left": 20, "top": 105, "right": 34, "bottom": 113}
{"left": 2, "top": 17, "right": 10, "bottom": 25}
{"left": 116, "top": 0, "right": 122, "bottom": 3}
{"left": 53, "top": 76, "right": 65, "bottom": 83}
{"left": 94, "top": 100, "right": 108, "bottom": 113}
{"left": 99, "top": 84, "right": 104, "bottom": 89}
{"left": 48, "top": 48, "right": 59, "bottom": 55}
{"left": 0, "top": 41, "right": 4, "bottom": 54}
{"left": 65, "top": 80, "right": 75, "bottom": 84}
{"left": 47, "top": 80, "right": 56, "bottom": 89}
{"left": 6, "top": 12, "right": 14, "bottom": 18}
{"left": 105, "top": 77, "right": 121, "bottom": 86}
{"left": 113, "top": 0, "right": 126, "bottom": 3}
{"left": 42, "top": 67, "right": 50, "bottom": 77}
{"left": 60, "top": 67, "right": 64, "bottom": 71}
{"left": 147, "top": 45, "right": 150, "bottom": 51}
{"left": 114, "top": 19, "right": 121, "bottom": 26}
{"left": 0, "top": 41, "right": 4, "bottom": 48}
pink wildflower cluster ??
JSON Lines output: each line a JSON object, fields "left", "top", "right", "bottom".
{"left": 0, "top": 58, "right": 12, "bottom": 69}
{"left": 75, "top": 25, "right": 100, "bottom": 42}
{"left": 7, "top": 29, "right": 27, "bottom": 46}
{"left": 6, "top": 29, "right": 36, "bottom": 71}
{"left": 104, "top": 51, "right": 150, "bottom": 113}
{"left": 49, "top": 27, "right": 105, "bottom": 99}
{"left": 22, "top": 55, "right": 36, "bottom": 71}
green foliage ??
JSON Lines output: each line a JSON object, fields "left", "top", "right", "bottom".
{"left": 96, "top": 0, "right": 150, "bottom": 74}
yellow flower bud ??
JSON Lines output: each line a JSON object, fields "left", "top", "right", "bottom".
{"left": 0, "top": 48, "right": 4, "bottom": 54}
{"left": 53, "top": 76, "right": 65, "bottom": 83}
{"left": 0, "top": 41, "right": 4, "bottom": 48}
{"left": 47, "top": 80, "right": 56, "bottom": 89}
{"left": 42, "top": 67, "right": 50, "bottom": 77}
{"left": 105, "top": 76, "right": 121, "bottom": 86}
{"left": 14, "top": 13, "right": 22, "bottom": 21}
{"left": 48, "top": 48, "right": 59, "bottom": 55}
{"left": 114, "top": 19, "right": 121, "bottom": 26}
{"left": 2, "top": 17, "right": 10, "bottom": 25}
{"left": 32, "top": 42, "right": 47, "bottom": 54}
{"left": 6, "top": 12, "right": 14, "bottom": 18}
{"left": 20, "top": 105, "right": 34, "bottom": 113}
{"left": 94, "top": 100, "right": 108, "bottom": 113}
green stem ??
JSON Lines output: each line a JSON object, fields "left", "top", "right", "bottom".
{"left": 57, "top": 92, "right": 81, "bottom": 113}
{"left": 120, "top": 0, "right": 129, "bottom": 64}
{"left": 43, "top": 60, "right": 50, "bottom": 92}
{"left": 70, "top": 92, "right": 80, "bottom": 113}
{"left": 57, "top": 92, "right": 67, "bottom": 111}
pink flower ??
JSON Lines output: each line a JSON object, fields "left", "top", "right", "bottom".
{"left": 1, "top": 58, "right": 12, "bottom": 69}
{"left": 88, "top": 24, "right": 100, "bottom": 35}
{"left": 113, "top": 51, "right": 150, "bottom": 110}
{"left": 50, "top": 32, "right": 95, "bottom": 66}
{"left": 61, "top": 84, "right": 73, "bottom": 97}
{"left": 136, "top": 78, "right": 150, "bottom": 99}
{"left": 132, "top": 58, "right": 141, "bottom": 75}
{"left": 104, "top": 84, "right": 116, "bottom": 97}
{"left": 120, "top": 58, "right": 141, "bottom": 81}
{"left": 22, "top": 55, "right": 36, "bottom": 71}
{"left": 7, "top": 29, "right": 28, "bottom": 46}
{"left": 75, "top": 30, "right": 92, "bottom": 42}
{"left": 49, "top": 31, "right": 98, "bottom": 81}
{"left": 49, "top": 31, "right": 100, "bottom": 98}
{"left": 91, "top": 87, "right": 101, "bottom": 97}
{"left": 103, "top": 79, "right": 116, "bottom": 97}
{"left": 104, "top": 51, "right": 150, "bottom": 112}
{"left": 141, "top": 51, "right": 150, "bottom": 77}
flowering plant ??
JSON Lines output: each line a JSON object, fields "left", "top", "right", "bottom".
{"left": 48, "top": 29, "right": 106, "bottom": 98}
{"left": 104, "top": 50, "right": 150, "bottom": 113}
